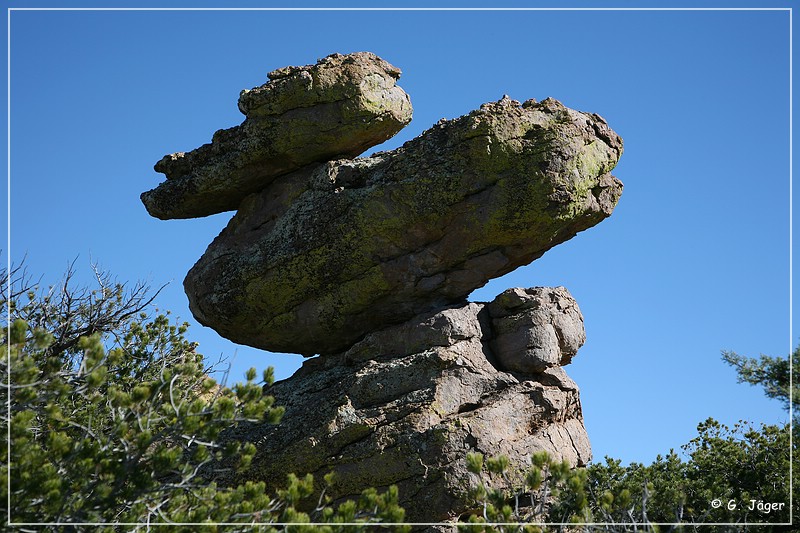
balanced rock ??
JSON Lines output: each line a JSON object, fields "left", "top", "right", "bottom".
{"left": 219, "top": 288, "right": 590, "bottom": 522}
{"left": 145, "top": 53, "right": 625, "bottom": 524}
{"left": 141, "top": 52, "right": 412, "bottom": 219}
{"left": 184, "top": 96, "right": 623, "bottom": 356}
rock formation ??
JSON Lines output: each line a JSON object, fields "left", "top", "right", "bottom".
{"left": 222, "top": 288, "right": 590, "bottom": 522}
{"left": 183, "top": 94, "right": 621, "bottom": 356}
{"left": 142, "top": 52, "right": 412, "bottom": 220}
{"left": 142, "top": 52, "right": 624, "bottom": 523}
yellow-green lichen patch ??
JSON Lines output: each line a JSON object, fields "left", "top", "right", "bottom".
{"left": 185, "top": 93, "right": 623, "bottom": 355}
{"left": 484, "top": 170, "right": 553, "bottom": 240}
{"left": 315, "top": 265, "right": 393, "bottom": 334}
{"left": 575, "top": 139, "right": 617, "bottom": 181}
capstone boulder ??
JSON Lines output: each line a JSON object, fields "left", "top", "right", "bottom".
{"left": 183, "top": 95, "right": 622, "bottom": 356}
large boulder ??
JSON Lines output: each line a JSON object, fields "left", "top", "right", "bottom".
{"left": 143, "top": 53, "right": 625, "bottom": 524}
{"left": 184, "top": 96, "right": 623, "bottom": 356}
{"left": 141, "top": 52, "right": 412, "bottom": 219}
{"left": 219, "top": 288, "right": 591, "bottom": 523}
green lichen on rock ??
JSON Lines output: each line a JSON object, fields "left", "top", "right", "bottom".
{"left": 141, "top": 52, "right": 412, "bottom": 220}
{"left": 146, "top": 53, "right": 619, "bottom": 524}
{"left": 184, "top": 95, "right": 623, "bottom": 356}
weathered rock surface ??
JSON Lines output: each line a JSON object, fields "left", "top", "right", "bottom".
{"left": 141, "top": 52, "right": 412, "bottom": 219}
{"left": 184, "top": 95, "right": 623, "bottom": 356}
{"left": 219, "top": 288, "right": 591, "bottom": 522}
{"left": 488, "top": 286, "right": 586, "bottom": 374}
{"left": 143, "top": 52, "right": 627, "bottom": 524}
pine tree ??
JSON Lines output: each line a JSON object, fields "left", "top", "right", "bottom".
{"left": 462, "top": 346, "right": 797, "bottom": 532}
{"left": 2, "top": 262, "right": 406, "bottom": 530}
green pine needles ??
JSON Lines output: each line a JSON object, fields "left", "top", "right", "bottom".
{"left": 2, "top": 263, "right": 406, "bottom": 531}
{"left": 2, "top": 262, "right": 794, "bottom": 531}
{"left": 461, "top": 418, "right": 792, "bottom": 533}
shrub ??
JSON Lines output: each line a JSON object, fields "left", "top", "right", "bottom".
{"left": 2, "top": 263, "right": 406, "bottom": 530}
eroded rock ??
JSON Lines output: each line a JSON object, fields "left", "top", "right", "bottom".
{"left": 144, "top": 53, "right": 624, "bottom": 524}
{"left": 218, "top": 292, "right": 591, "bottom": 522}
{"left": 488, "top": 286, "right": 586, "bottom": 374}
{"left": 141, "top": 52, "right": 412, "bottom": 219}
{"left": 184, "top": 96, "right": 623, "bottom": 356}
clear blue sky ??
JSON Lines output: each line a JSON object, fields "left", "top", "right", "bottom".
{"left": 5, "top": 1, "right": 795, "bottom": 468}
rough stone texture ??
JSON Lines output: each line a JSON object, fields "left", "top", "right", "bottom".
{"left": 141, "top": 52, "right": 412, "bottom": 219}
{"left": 184, "top": 95, "right": 623, "bottom": 356}
{"left": 143, "top": 53, "right": 627, "bottom": 524}
{"left": 488, "top": 287, "right": 586, "bottom": 374}
{"left": 219, "top": 290, "right": 591, "bottom": 523}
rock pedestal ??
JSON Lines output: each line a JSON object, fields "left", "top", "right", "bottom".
{"left": 142, "top": 52, "right": 624, "bottom": 523}
{"left": 222, "top": 289, "right": 590, "bottom": 522}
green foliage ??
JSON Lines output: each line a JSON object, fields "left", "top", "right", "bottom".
{"left": 722, "top": 347, "right": 799, "bottom": 421}
{"left": 6, "top": 261, "right": 793, "bottom": 531}
{"left": 3, "top": 264, "right": 406, "bottom": 530}
{"left": 460, "top": 345, "right": 798, "bottom": 532}
{"left": 582, "top": 418, "right": 793, "bottom": 530}
{"left": 463, "top": 419, "right": 793, "bottom": 532}
{"left": 460, "top": 449, "right": 591, "bottom": 531}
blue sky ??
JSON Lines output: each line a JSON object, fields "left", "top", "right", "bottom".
{"left": 5, "top": 1, "right": 795, "bottom": 469}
